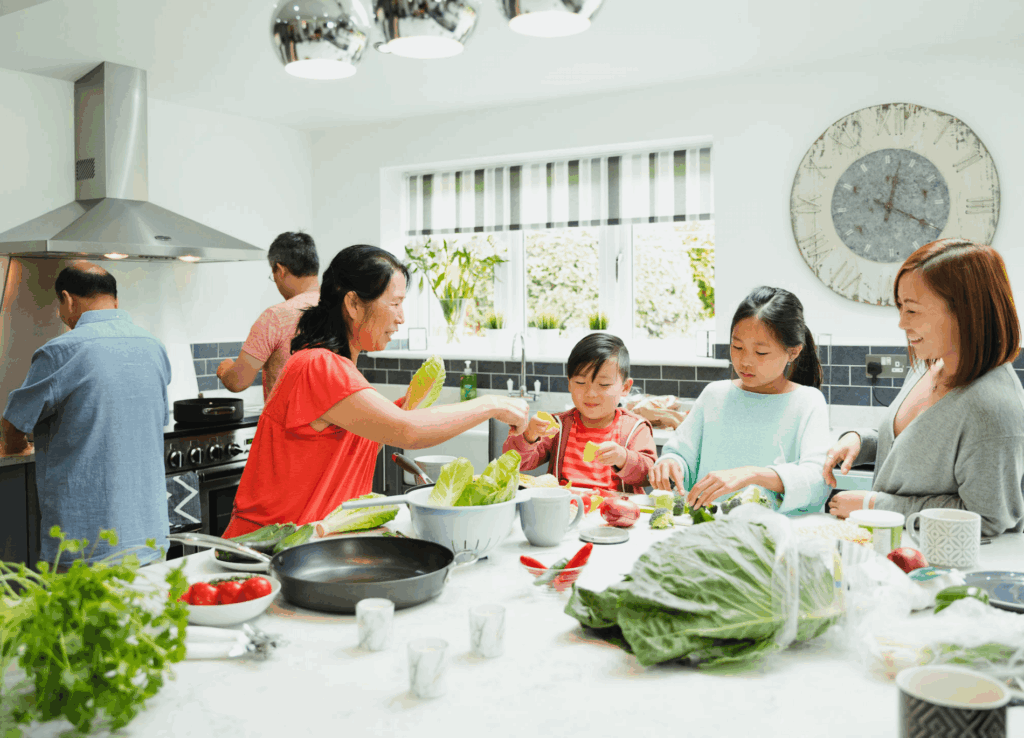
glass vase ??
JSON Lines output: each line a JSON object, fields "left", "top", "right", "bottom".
{"left": 437, "top": 297, "right": 471, "bottom": 344}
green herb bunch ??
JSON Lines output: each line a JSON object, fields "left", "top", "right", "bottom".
{"left": 1, "top": 527, "right": 188, "bottom": 737}
{"left": 588, "top": 312, "right": 608, "bottom": 330}
{"left": 484, "top": 311, "right": 505, "bottom": 330}
{"left": 535, "top": 313, "right": 563, "bottom": 330}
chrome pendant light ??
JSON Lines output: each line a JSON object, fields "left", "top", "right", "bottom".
{"left": 272, "top": 0, "right": 371, "bottom": 79}
{"left": 499, "top": 0, "right": 603, "bottom": 38}
{"left": 374, "top": 1, "right": 478, "bottom": 59}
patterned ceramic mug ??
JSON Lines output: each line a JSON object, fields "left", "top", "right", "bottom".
{"left": 905, "top": 508, "right": 981, "bottom": 569}
{"left": 897, "top": 665, "right": 1024, "bottom": 738}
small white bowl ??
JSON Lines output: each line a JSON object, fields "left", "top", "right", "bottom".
{"left": 184, "top": 573, "right": 280, "bottom": 627}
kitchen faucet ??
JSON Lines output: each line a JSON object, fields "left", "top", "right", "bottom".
{"left": 509, "top": 332, "right": 539, "bottom": 402}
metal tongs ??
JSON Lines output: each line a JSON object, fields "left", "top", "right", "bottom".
{"left": 185, "top": 624, "right": 286, "bottom": 660}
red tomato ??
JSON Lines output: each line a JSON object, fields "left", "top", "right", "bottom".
{"left": 237, "top": 576, "right": 273, "bottom": 603}
{"left": 216, "top": 580, "right": 244, "bottom": 605}
{"left": 177, "top": 589, "right": 192, "bottom": 604}
{"left": 188, "top": 582, "right": 219, "bottom": 607}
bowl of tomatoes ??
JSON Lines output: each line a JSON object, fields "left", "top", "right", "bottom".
{"left": 179, "top": 573, "right": 281, "bottom": 627}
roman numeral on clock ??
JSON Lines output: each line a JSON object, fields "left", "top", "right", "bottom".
{"left": 965, "top": 197, "right": 996, "bottom": 214}
{"left": 954, "top": 152, "right": 983, "bottom": 172}
{"left": 793, "top": 196, "right": 821, "bottom": 214}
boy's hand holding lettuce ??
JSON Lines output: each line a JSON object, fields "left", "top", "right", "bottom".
{"left": 429, "top": 451, "right": 521, "bottom": 507}
{"left": 565, "top": 515, "right": 841, "bottom": 669}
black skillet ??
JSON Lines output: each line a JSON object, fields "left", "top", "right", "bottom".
{"left": 166, "top": 532, "right": 459, "bottom": 613}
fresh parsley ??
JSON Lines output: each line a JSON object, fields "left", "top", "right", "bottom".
{"left": 1, "top": 527, "right": 189, "bottom": 737}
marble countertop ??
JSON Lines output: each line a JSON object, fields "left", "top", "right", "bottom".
{"left": 0, "top": 451, "right": 34, "bottom": 468}
{"left": 33, "top": 509, "right": 1022, "bottom": 738}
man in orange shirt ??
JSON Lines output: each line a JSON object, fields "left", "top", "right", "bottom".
{"left": 217, "top": 232, "right": 321, "bottom": 402}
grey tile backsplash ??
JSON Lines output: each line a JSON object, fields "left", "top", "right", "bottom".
{"left": 183, "top": 342, "right": 1024, "bottom": 409}
{"left": 191, "top": 343, "right": 262, "bottom": 392}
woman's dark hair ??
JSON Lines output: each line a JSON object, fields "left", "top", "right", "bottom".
{"left": 268, "top": 231, "right": 319, "bottom": 278}
{"left": 895, "top": 238, "right": 1020, "bottom": 388}
{"left": 291, "top": 245, "right": 409, "bottom": 359}
{"left": 54, "top": 264, "right": 117, "bottom": 299}
{"left": 730, "top": 286, "right": 822, "bottom": 389}
{"left": 567, "top": 333, "right": 630, "bottom": 382}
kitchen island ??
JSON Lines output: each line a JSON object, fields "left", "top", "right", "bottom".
{"left": 19, "top": 509, "right": 1024, "bottom": 738}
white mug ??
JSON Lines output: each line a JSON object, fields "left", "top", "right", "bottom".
{"left": 905, "top": 508, "right": 981, "bottom": 569}
{"left": 519, "top": 488, "right": 584, "bottom": 547}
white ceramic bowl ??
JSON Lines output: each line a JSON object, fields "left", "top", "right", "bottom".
{"left": 184, "top": 573, "right": 280, "bottom": 627}
{"left": 405, "top": 486, "right": 519, "bottom": 558}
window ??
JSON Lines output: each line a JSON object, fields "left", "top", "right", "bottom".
{"left": 400, "top": 142, "right": 714, "bottom": 358}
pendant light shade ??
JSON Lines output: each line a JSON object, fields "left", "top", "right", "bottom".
{"left": 374, "top": 1, "right": 478, "bottom": 59}
{"left": 272, "top": 0, "right": 371, "bottom": 79}
{"left": 500, "top": 0, "right": 603, "bottom": 38}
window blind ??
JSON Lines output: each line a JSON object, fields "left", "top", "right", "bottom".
{"left": 403, "top": 146, "right": 712, "bottom": 237}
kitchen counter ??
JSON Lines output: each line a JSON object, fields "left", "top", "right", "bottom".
{"left": 0, "top": 452, "right": 34, "bottom": 467}
{"left": 52, "top": 510, "right": 1024, "bottom": 738}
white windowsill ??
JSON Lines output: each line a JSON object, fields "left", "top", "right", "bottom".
{"left": 369, "top": 346, "right": 729, "bottom": 368}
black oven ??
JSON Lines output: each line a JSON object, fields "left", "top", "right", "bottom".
{"left": 164, "top": 421, "right": 257, "bottom": 560}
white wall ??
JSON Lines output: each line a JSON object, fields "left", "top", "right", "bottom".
{"left": 309, "top": 50, "right": 1024, "bottom": 346}
{"left": 0, "top": 68, "right": 313, "bottom": 406}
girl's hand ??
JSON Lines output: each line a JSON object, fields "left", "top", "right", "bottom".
{"left": 688, "top": 467, "right": 753, "bottom": 509}
{"left": 828, "top": 491, "right": 871, "bottom": 519}
{"left": 822, "top": 432, "right": 862, "bottom": 487}
{"left": 650, "top": 458, "right": 685, "bottom": 491}
{"left": 523, "top": 413, "right": 556, "bottom": 444}
{"left": 595, "top": 442, "right": 627, "bottom": 469}
{"left": 490, "top": 397, "right": 530, "bottom": 435}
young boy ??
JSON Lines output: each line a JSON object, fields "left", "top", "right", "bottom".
{"left": 503, "top": 333, "right": 656, "bottom": 495}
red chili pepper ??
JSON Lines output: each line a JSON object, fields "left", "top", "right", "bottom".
{"left": 520, "top": 555, "right": 547, "bottom": 572}
{"left": 552, "top": 542, "right": 593, "bottom": 590}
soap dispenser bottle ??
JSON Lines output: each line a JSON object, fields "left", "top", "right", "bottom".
{"left": 459, "top": 360, "right": 477, "bottom": 402}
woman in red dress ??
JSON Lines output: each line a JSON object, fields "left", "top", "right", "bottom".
{"left": 223, "top": 244, "right": 529, "bottom": 537}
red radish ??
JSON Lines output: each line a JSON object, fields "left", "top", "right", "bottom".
{"left": 599, "top": 497, "right": 640, "bottom": 528}
{"left": 887, "top": 547, "right": 929, "bottom": 574}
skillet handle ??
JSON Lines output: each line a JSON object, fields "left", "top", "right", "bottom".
{"left": 341, "top": 494, "right": 411, "bottom": 510}
{"left": 444, "top": 551, "right": 480, "bottom": 583}
{"left": 167, "top": 531, "right": 273, "bottom": 564}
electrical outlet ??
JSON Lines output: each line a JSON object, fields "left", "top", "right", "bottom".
{"left": 866, "top": 354, "right": 908, "bottom": 379}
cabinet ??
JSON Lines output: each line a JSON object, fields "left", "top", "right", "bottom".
{"left": 0, "top": 462, "right": 36, "bottom": 566}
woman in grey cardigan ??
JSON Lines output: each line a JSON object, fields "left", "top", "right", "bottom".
{"left": 824, "top": 239, "right": 1024, "bottom": 537}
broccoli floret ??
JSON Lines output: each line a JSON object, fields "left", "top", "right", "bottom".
{"left": 672, "top": 497, "right": 689, "bottom": 516}
{"left": 720, "top": 485, "right": 773, "bottom": 514}
{"left": 649, "top": 508, "right": 674, "bottom": 529}
{"left": 690, "top": 506, "right": 716, "bottom": 525}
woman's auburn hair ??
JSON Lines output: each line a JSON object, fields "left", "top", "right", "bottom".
{"left": 894, "top": 238, "right": 1021, "bottom": 388}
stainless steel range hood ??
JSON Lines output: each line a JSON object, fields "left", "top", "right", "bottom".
{"left": 0, "top": 62, "right": 265, "bottom": 263}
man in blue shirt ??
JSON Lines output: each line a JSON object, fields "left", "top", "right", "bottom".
{"left": 1, "top": 261, "right": 171, "bottom": 565}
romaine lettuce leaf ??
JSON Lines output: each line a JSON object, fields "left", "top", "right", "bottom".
{"left": 430, "top": 457, "right": 474, "bottom": 506}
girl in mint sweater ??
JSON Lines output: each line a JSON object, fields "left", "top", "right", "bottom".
{"left": 651, "top": 287, "right": 830, "bottom": 515}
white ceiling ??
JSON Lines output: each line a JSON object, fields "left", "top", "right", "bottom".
{"left": 0, "top": 0, "right": 1021, "bottom": 131}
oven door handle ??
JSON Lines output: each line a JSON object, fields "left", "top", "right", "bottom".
{"left": 196, "top": 461, "right": 248, "bottom": 490}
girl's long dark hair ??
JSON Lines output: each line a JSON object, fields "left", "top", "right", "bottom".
{"left": 291, "top": 244, "right": 409, "bottom": 359}
{"left": 730, "top": 286, "right": 823, "bottom": 389}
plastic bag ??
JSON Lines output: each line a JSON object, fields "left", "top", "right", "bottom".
{"left": 621, "top": 392, "right": 688, "bottom": 429}
{"left": 856, "top": 597, "right": 1024, "bottom": 681}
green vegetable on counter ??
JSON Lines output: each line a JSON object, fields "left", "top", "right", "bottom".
{"left": 215, "top": 523, "right": 297, "bottom": 562}
{"left": 565, "top": 516, "right": 842, "bottom": 669}
{"left": 720, "top": 485, "right": 776, "bottom": 514}
{"left": 673, "top": 496, "right": 689, "bottom": 517}
{"left": 649, "top": 508, "right": 674, "bottom": 529}
{"left": 316, "top": 493, "right": 399, "bottom": 536}
{"left": 690, "top": 505, "right": 717, "bottom": 525}
{"left": 933, "top": 585, "right": 991, "bottom": 614}
{"left": 273, "top": 523, "right": 315, "bottom": 554}
{"left": 0, "top": 527, "right": 188, "bottom": 736}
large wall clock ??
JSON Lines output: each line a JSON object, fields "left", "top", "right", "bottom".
{"left": 790, "top": 103, "right": 1000, "bottom": 306}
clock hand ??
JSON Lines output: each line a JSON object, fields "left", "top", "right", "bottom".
{"left": 882, "top": 161, "right": 902, "bottom": 223}
{"left": 872, "top": 199, "right": 942, "bottom": 231}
